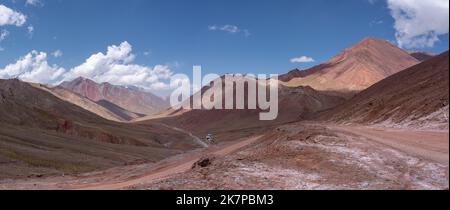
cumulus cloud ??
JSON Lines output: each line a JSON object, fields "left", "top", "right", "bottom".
{"left": 0, "top": 42, "right": 174, "bottom": 90}
{"left": 64, "top": 42, "right": 173, "bottom": 90}
{"left": 0, "top": 4, "right": 27, "bottom": 27}
{"left": 209, "top": 24, "right": 251, "bottom": 37}
{"left": 387, "top": 0, "right": 449, "bottom": 48}
{"left": 290, "top": 56, "right": 315, "bottom": 63}
{"left": 0, "top": 51, "right": 65, "bottom": 84}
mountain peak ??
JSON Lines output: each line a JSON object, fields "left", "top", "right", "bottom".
{"left": 328, "top": 38, "right": 416, "bottom": 65}
{"left": 358, "top": 37, "right": 391, "bottom": 45}
{"left": 281, "top": 37, "right": 420, "bottom": 91}
{"left": 69, "top": 76, "right": 97, "bottom": 85}
{"left": 343, "top": 37, "right": 397, "bottom": 54}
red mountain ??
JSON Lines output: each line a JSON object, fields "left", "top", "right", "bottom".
{"left": 59, "top": 77, "right": 168, "bottom": 116}
{"left": 281, "top": 37, "right": 420, "bottom": 92}
{"left": 318, "top": 51, "right": 449, "bottom": 130}
{"left": 0, "top": 79, "right": 198, "bottom": 178}
{"left": 137, "top": 77, "right": 346, "bottom": 137}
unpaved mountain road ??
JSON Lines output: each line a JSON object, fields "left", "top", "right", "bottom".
{"left": 66, "top": 135, "right": 263, "bottom": 190}
{"left": 153, "top": 122, "right": 209, "bottom": 148}
{"left": 328, "top": 125, "right": 449, "bottom": 164}
{"left": 66, "top": 125, "right": 450, "bottom": 190}
{"left": 0, "top": 124, "right": 447, "bottom": 190}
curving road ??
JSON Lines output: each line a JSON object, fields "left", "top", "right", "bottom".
{"left": 155, "top": 122, "right": 209, "bottom": 148}
{"left": 67, "top": 135, "right": 262, "bottom": 190}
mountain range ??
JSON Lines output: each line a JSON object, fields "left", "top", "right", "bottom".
{"left": 0, "top": 37, "right": 447, "bottom": 186}
{"left": 59, "top": 77, "right": 168, "bottom": 118}
{"left": 137, "top": 38, "right": 436, "bottom": 136}
{"left": 0, "top": 79, "right": 199, "bottom": 178}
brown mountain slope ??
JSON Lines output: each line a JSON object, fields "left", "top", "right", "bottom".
{"left": 137, "top": 77, "right": 346, "bottom": 139}
{"left": 0, "top": 79, "right": 199, "bottom": 179}
{"left": 96, "top": 100, "right": 146, "bottom": 121}
{"left": 33, "top": 84, "right": 128, "bottom": 122}
{"left": 59, "top": 77, "right": 168, "bottom": 117}
{"left": 35, "top": 85, "right": 145, "bottom": 122}
{"left": 408, "top": 51, "right": 434, "bottom": 62}
{"left": 317, "top": 51, "right": 449, "bottom": 130}
{"left": 281, "top": 37, "right": 420, "bottom": 92}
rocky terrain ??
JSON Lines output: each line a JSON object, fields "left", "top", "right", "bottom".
{"left": 134, "top": 123, "right": 448, "bottom": 190}
{"left": 1, "top": 123, "right": 446, "bottom": 190}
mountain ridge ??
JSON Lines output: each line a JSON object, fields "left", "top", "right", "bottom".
{"left": 317, "top": 51, "right": 449, "bottom": 130}
{"left": 281, "top": 37, "right": 420, "bottom": 92}
{"left": 59, "top": 77, "right": 168, "bottom": 117}
{"left": 0, "top": 78, "right": 199, "bottom": 178}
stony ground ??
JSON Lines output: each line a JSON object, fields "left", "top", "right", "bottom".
{"left": 135, "top": 123, "right": 449, "bottom": 190}
{"left": 0, "top": 123, "right": 448, "bottom": 190}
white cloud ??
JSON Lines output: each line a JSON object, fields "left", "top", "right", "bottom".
{"left": 0, "top": 4, "right": 27, "bottom": 27}
{"left": 0, "top": 42, "right": 174, "bottom": 90}
{"left": 387, "top": 0, "right": 449, "bottom": 48}
{"left": 150, "top": 81, "right": 169, "bottom": 90}
{"left": 290, "top": 56, "right": 315, "bottom": 63}
{"left": 219, "top": 25, "right": 240, "bottom": 33}
{"left": 209, "top": 24, "right": 250, "bottom": 36}
{"left": 65, "top": 41, "right": 173, "bottom": 90}
{"left": 26, "top": 0, "right": 43, "bottom": 7}
{"left": 0, "top": 51, "right": 65, "bottom": 84}
{"left": 52, "top": 50, "right": 63, "bottom": 58}
{"left": 0, "top": 29, "right": 9, "bottom": 41}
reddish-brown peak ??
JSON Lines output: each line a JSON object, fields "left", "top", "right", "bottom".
{"left": 343, "top": 37, "right": 395, "bottom": 53}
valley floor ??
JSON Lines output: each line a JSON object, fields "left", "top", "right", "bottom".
{"left": 0, "top": 123, "right": 448, "bottom": 190}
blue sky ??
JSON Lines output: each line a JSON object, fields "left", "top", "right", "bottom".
{"left": 0, "top": 0, "right": 448, "bottom": 92}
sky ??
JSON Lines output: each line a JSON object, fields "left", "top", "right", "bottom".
{"left": 0, "top": 0, "right": 449, "bottom": 95}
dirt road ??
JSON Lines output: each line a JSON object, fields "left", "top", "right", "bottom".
{"left": 1, "top": 123, "right": 447, "bottom": 190}
{"left": 73, "top": 124, "right": 449, "bottom": 190}
{"left": 67, "top": 136, "right": 262, "bottom": 190}
{"left": 329, "top": 125, "right": 449, "bottom": 164}
{"left": 154, "top": 122, "right": 209, "bottom": 148}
